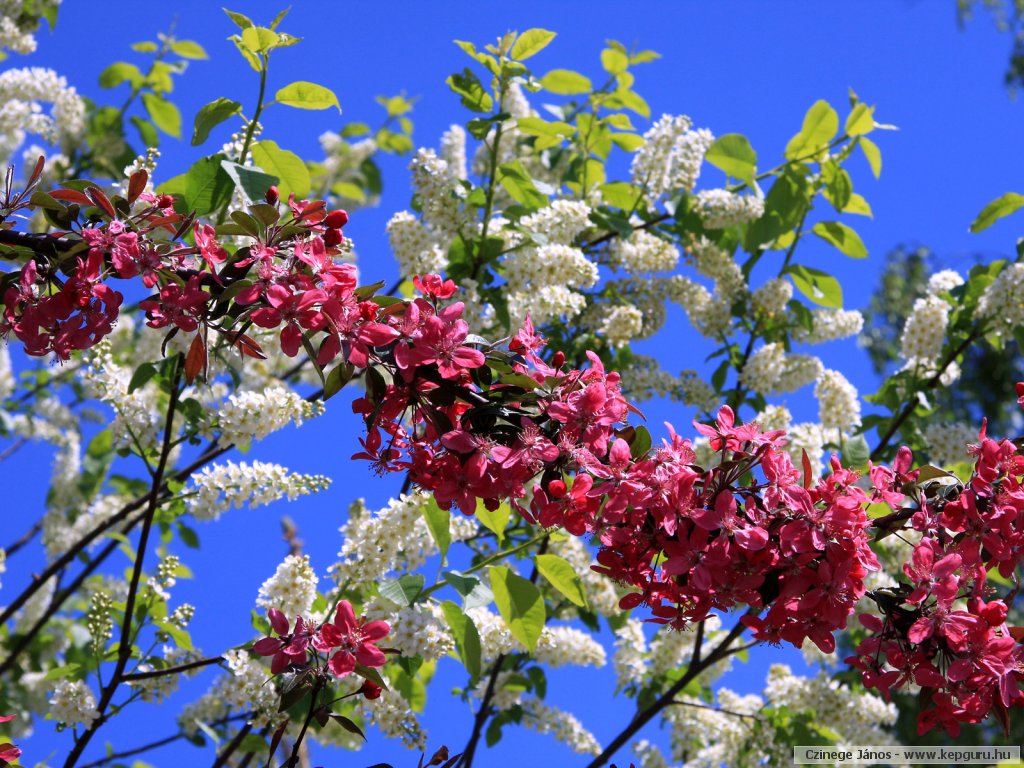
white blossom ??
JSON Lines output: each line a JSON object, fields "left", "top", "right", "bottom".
{"left": 977, "top": 262, "right": 1024, "bottom": 333}
{"left": 927, "top": 269, "right": 964, "bottom": 296}
{"left": 631, "top": 115, "right": 713, "bottom": 198}
{"left": 186, "top": 461, "right": 331, "bottom": 522}
{"left": 521, "top": 698, "right": 601, "bottom": 755}
{"left": 439, "top": 124, "right": 467, "bottom": 181}
{"left": 386, "top": 210, "right": 449, "bottom": 277}
{"left": 49, "top": 680, "right": 99, "bottom": 729}
{"left": 610, "top": 228, "right": 680, "bottom": 274}
{"left": 751, "top": 278, "right": 792, "bottom": 320}
{"left": 0, "top": 66, "right": 85, "bottom": 166}
{"left": 815, "top": 369, "right": 861, "bottom": 431}
{"left": 900, "top": 295, "right": 950, "bottom": 364}
{"left": 792, "top": 308, "right": 864, "bottom": 344}
{"left": 693, "top": 189, "right": 764, "bottom": 229}
{"left": 202, "top": 384, "right": 323, "bottom": 446}
{"left": 256, "top": 554, "right": 319, "bottom": 619}
{"left": 600, "top": 305, "right": 645, "bottom": 348}
{"left": 922, "top": 421, "right": 977, "bottom": 467}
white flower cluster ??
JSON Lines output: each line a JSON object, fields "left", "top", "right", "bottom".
{"left": 178, "top": 649, "right": 279, "bottom": 736}
{"left": 49, "top": 680, "right": 100, "bottom": 729}
{"left": 764, "top": 663, "right": 898, "bottom": 746}
{"left": 669, "top": 277, "right": 731, "bottom": 338}
{"left": 687, "top": 237, "right": 746, "bottom": 301}
{"left": 534, "top": 626, "right": 607, "bottom": 669}
{"left": 600, "top": 305, "right": 645, "bottom": 348}
{"left": 330, "top": 493, "right": 476, "bottom": 588}
{"left": 631, "top": 114, "right": 714, "bottom": 199}
{"left": 43, "top": 493, "right": 126, "bottom": 561}
{"left": 927, "top": 269, "right": 964, "bottom": 296}
{"left": 519, "top": 200, "right": 592, "bottom": 245}
{"left": 439, "top": 124, "right": 468, "bottom": 181}
{"left": 256, "top": 554, "right": 319, "bottom": 619}
{"left": 740, "top": 344, "right": 825, "bottom": 396}
{"left": 504, "top": 243, "right": 598, "bottom": 325}
{"left": 186, "top": 461, "right": 331, "bottom": 522}
{"left": 815, "top": 369, "right": 861, "bottom": 430}
{"left": 755, "top": 404, "right": 792, "bottom": 432}
{"left": 361, "top": 686, "right": 427, "bottom": 750}
{"left": 521, "top": 698, "right": 602, "bottom": 755}
{"left": 692, "top": 189, "right": 764, "bottom": 229}
{"left": 775, "top": 353, "right": 825, "bottom": 394}
{"left": 0, "top": 0, "right": 42, "bottom": 55}
{"left": 792, "top": 308, "right": 864, "bottom": 344}
{"left": 922, "top": 421, "right": 977, "bottom": 467}
{"left": 977, "top": 262, "right": 1024, "bottom": 334}
{"left": 0, "top": 342, "right": 13, "bottom": 400}
{"left": 609, "top": 228, "right": 680, "bottom": 275}
{"left": 665, "top": 689, "right": 769, "bottom": 768}
{"left": 129, "top": 646, "right": 202, "bottom": 703}
{"left": 386, "top": 210, "right": 449, "bottom": 278}
{"left": 82, "top": 342, "right": 163, "bottom": 452}
{"left": 614, "top": 355, "right": 684, "bottom": 401}
{"left": 0, "top": 66, "right": 85, "bottom": 166}
{"left": 410, "top": 147, "right": 469, "bottom": 239}
{"left": 633, "top": 740, "right": 671, "bottom": 768}
{"left": 203, "top": 384, "right": 323, "bottom": 446}
{"left": 751, "top": 278, "right": 793, "bottom": 320}
{"left": 613, "top": 620, "right": 649, "bottom": 688}
{"left": 368, "top": 600, "right": 454, "bottom": 661}
{"left": 900, "top": 295, "right": 950, "bottom": 365}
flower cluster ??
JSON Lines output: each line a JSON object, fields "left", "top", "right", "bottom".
{"left": 849, "top": 431, "right": 1024, "bottom": 735}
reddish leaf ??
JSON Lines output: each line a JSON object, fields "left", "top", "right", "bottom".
{"left": 232, "top": 333, "right": 267, "bottom": 360}
{"left": 801, "top": 449, "right": 813, "bottom": 490}
{"left": 298, "top": 199, "right": 326, "bottom": 220}
{"left": 268, "top": 720, "right": 288, "bottom": 761}
{"left": 85, "top": 186, "right": 117, "bottom": 219}
{"left": 329, "top": 714, "right": 365, "bottom": 740}
{"left": 1009, "top": 626, "right": 1024, "bottom": 643}
{"left": 185, "top": 334, "right": 207, "bottom": 384}
{"left": 625, "top": 402, "right": 647, "bottom": 420}
{"left": 127, "top": 169, "right": 149, "bottom": 205}
{"left": 49, "top": 188, "right": 93, "bottom": 206}
{"left": 27, "top": 155, "right": 45, "bottom": 188}
{"left": 428, "top": 746, "right": 449, "bottom": 765}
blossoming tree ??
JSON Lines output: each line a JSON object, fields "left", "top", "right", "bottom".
{"left": 1, "top": 6, "right": 1023, "bottom": 768}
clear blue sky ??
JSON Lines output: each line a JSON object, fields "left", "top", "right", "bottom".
{"left": 5, "top": 1, "right": 1024, "bottom": 765}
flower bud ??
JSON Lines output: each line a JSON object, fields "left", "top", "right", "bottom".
{"left": 325, "top": 209, "right": 349, "bottom": 229}
{"left": 265, "top": 185, "right": 279, "bottom": 205}
{"left": 324, "top": 228, "right": 343, "bottom": 246}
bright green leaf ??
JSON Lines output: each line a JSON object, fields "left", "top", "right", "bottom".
{"left": 251, "top": 140, "right": 310, "bottom": 198}
{"left": 969, "top": 192, "right": 1024, "bottom": 233}
{"left": 489, "top": 566, "right": 545, "bottom": 653}
{"left": 191, "top": 97, "right": 241, "bottom": 146}
{"left": 170, "top": 39, "right": 207, "bottom": 60}
{"left": 223, "top": 8, "right": 254, "bottom": 29}
{"left": 379, "top": 574, "right": 425, "bottom": 607}
{"left": 220, "top": 160, "right": 278, "bottom": 203}
{"left": 535, "top": 554, "right": 588, "bottom": 609}
{"left": 786, "top": 264, "right": 843, "bottom": 308}
{"left": 275, "top": 81, "right": 341, "bottom": 112}
{"left": 240, "top": 25, "right": 279, "bottom": 54}
{"left": 860, "top": 137, "right": 882, "bottom": 178}
{"left": 443, "top": 570, "right": 494, "bottom": 611}
{"left": 812, "top": 221, "right": 867, "bottom": 258}
{"left": 99, "top": 62, "right": 143, "bottom": 90}
{"left": 498, "top": 161, "right": 548, "bottom": 209}
{"left": 511, "top": 28, "right": 556, "bottom": 61}
{"left": 142, "top": 93, "right": 181, "bottom": 138}
{"left": 705, "top": 133, "right": 757, "bottom": 184}
{"left": 540, "top": 69, "right": 592, "bottom": 95}
{"left": 475, "top": 500, "right": 510, "bottom": 544}
{"left": 844, "top": 102, "right": 875, "bottom": 136}
{"left": 785, "top": 100, "right": 839, "bottom": 161}
{"left": 422, "top": 497, "right": 451, "bottom": 559}
{"left": 440, "top": 601, "right": 482, "bottom": 680}
{"left": 601, "top": 47, "right": 629, "bottom": 74}
{"left": 184, "top": 155, "right": 234, "bottom": 215}
{"left": 446, "top": 69, "right": 493, "bottom": 113}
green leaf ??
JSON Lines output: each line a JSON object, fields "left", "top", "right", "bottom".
{"left": 446, "top": 69, "right": 493, "bottom": 113}
{"left": 170, "top": 39, "right": 208, "bottom": 60}
{"left": 443, "top": 570, "right": 494, "bottom": 611}
{"left": 440, "top": 601, "right": 482, "bottom": 681}
{"left": 223, "top": 8, "right": 254, "bottom": 29}
{"left": 489, "top": 566, "right": 545, "bottom": 653}
{"left": 497, "top": 161, "right": 547, "bottom": 209}
{"left": 131, "top": 116, "right": 159, "bottom": 148}
{"left": 540, "top": 69, "right": 592, "bottom": 95}
{"left": 511, "top": 29, "right": 556, "bottom": 61}
{"left": 705, "top": 134, "right": 757, "bottom": 184}
{"left": 969, "top": 192, "right": 1024, "bottom": 233}
{"left": 610, "top": 132, "right": 644, "bottom": 152}
{"left": 842, "top": 434, "right": 870, "bottom": 469}
{"left": 812, "top": 221, "right": 867, "bottom": 258}
{"left": 191, "top": 97, "right": 242, "bottom": 146}
{"left": 251, "top": 140, "right": 310, "bottom": 199}
{"left": 607, "top": 88, "right": 650, "bottom": 118}
{"left": 786, "top": 264, "right": 843, "bottom": 309}
{"left": 859, "top": 137, "right": 882, "bottom": 178}
{"left": 240, "top": 25, "right": 280, "bottom": 54}
{"left": 379, "top": 574, "right": 425, "bottom": 607}
{"left": 128, "top": 363, "right": 158, "bottom": 393}
{"left": 475, "top": 501, "right": 510, "bottom": 544}
{"left": 220, "top": 160, "right": 278, "bottom": 203}
{"left": 535, "top": 554, "right": 588, "bottom": 609}
{"left": 515, "top": 117, "right": 573, "bottom": 138}
{"left": 142, "top": 93, "right": 181, "bottom": 138}
{"left": 844, "top": 102, "right": 875, "bottom": 136}
{"left": 131, "top": 40, "right": 158, "bottom": 53}
{"left": 275, "top": 81, "right": 341, "bottom": 112}
{"left": 784, "top": 100, "right": 839, "bottom": 161}
{"left": 184, "top": 155, "right": 234, "bottom": 215}
{"left": 422, "top": 497, "right": 451, "bottom": 558}
{"left": 99, "top": 62, "right": 142, "bottom": 90}
{"left": 601, "top": 47, "right": 629, "bottom": 74}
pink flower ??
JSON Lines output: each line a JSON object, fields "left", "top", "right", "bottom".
{"left": 194, "top": 223, "right": 229, "bottom": 266}
{"left": 317, "top": 600, "right": 390, "bottom": 678}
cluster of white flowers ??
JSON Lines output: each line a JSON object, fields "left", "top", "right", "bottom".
{"left": 410, "top": 148, "right": 470, "bottom": 239}
{"left": 774, "top": 353, "right": 825, "bottom": 394}
{"left": 609, "top": 228, "right": 680, "bottom": 274}
{"left": 330, "top": 494, "right": 476, "bottom": 588}
{"left": 186, "top": 461, "right": 331, "bottom": 522}
{"left": 534, "top": 626, "right": 607, "bottom": 669}
{"left": 751, "top": 278, "right": 793, "bottom": 320}
{"left": 755, "top": 404, "right": 792, "bottom": 432}
{"left": 504, "top": 243, "right": 598, "bottom": 325}
{"left": 686, "top": 237, "right": 746, "bottom": 301}
{"left": 386, "top": 210, "right": 450, "bottom": 277}
{"left": 764, "top": 663, "right": 898, "bottom": 746}
{"left": 0, "top": 0, "right": 45, "bottom": 55}
{"left": 0, "top": 66, "right": 85, "bottom": 166}
{"left": 519, "top": 199, "right": 592, "bottom": 244}
{"left": 439, "top": 124, "right": 468, "bottom": 181}
{"left": 82, "top": 342, "right": 163, "bottom": 452}
{"left": 615, "top": 356, "right": 683, "bottom": 401}
{"left": 361, "top": 686, "right": 427, "bottom": 750}
{"left": 202, "top": 384, "right": 323, "bottom": 446}
{"left": 613, "top": 620, "right": 649, "bottom": 687}
{"left": 678, "top": 371, "right": 720, "bottom": 413}
{"left": 900, "top": 295, "right": 950, "bottom": 364}
{"left": 129, "top": 646, "right": 202, "bottom": 703}
{"left": 178, "top": 649, "right": 279, "bottom": 736}
{"left": 367, "top": 600, "right": 454, "bottom": 661}
{"left": 633, "top": 740, "right": 672, "bottom": 768}
{"left": 600, "top": 305, "right": 645, "bottom": 348}
{"left": 740, "top": 343, "right": 786, "bottom": 392}
{"left": 43, "top": 494, "right": 126, "bottom": 561}
{"left": 665, "top": 689, "right": 769, "bottom": 768}
{"left": 521, "top": 698, "right": 602, "bottom": 755}
{"left": 922, "top": 421, "right": 977, "bottom": 467}
{"left": 792, "top": 308, "right": 864, "bottom": 344}
{"left": 692, "top": 189, "right": 764, "bottom": 229}
{"left": 256, "top": 554, "right": 319, "bottom": 619}
{"left": 0, "top": 343, "right": 13, "bottom": 400}
{"left": 927, "top": 269, "right": 964, "bottom": 296}
{"left": 668, "top": 277, "right": 731, "bottom": 338}
{"left": 977, "top": 262, "right": 1024, "bottom": 333}
{"left": 631, "top": 114, "right": 713, "bottom": 199}
{"left": 815, "top": 369, "right": 861, "bottom": 430}
{"left": 49, "top": 680, "right": 100, "bottom": 729}
{"left": 787, "top": 422, "right": 826, "bottom": 481}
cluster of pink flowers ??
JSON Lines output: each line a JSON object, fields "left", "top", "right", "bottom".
{"left": 0, "top": 714, "right": 20, "bottom": 765}
{"left": 849, "top": 428, "right": 1024, "bottom": 736}
{"left": 253, "top": 601, "right": 390, "bottom": 680}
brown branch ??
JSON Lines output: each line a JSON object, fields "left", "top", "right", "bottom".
{"left": 122, "top": 654, "right": 225, "bottom": 681}
{"left": 2, "top": 518, "right": 40, "bottom": 557}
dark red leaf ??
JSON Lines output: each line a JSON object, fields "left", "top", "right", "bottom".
{"left": 127, "top": 169, "right": 149, "bottom": 205}
{"left": 49, "top": 188, "right": 93, "bottom": 206}
{"left": 232, "top": 333, "right": 267, "bottom": 360}
{"left": 85, "top": 186, "right": 117, "bottom": 219}
{"left": 802, "top": 449, "right": 813, "bottom": 490}
{"left": 185, "top": 334, "right": 207, "bottom": 385}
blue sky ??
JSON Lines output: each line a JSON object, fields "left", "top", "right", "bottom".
{"left": 5, "top": 1, "right": 1024, "bottom": 765}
